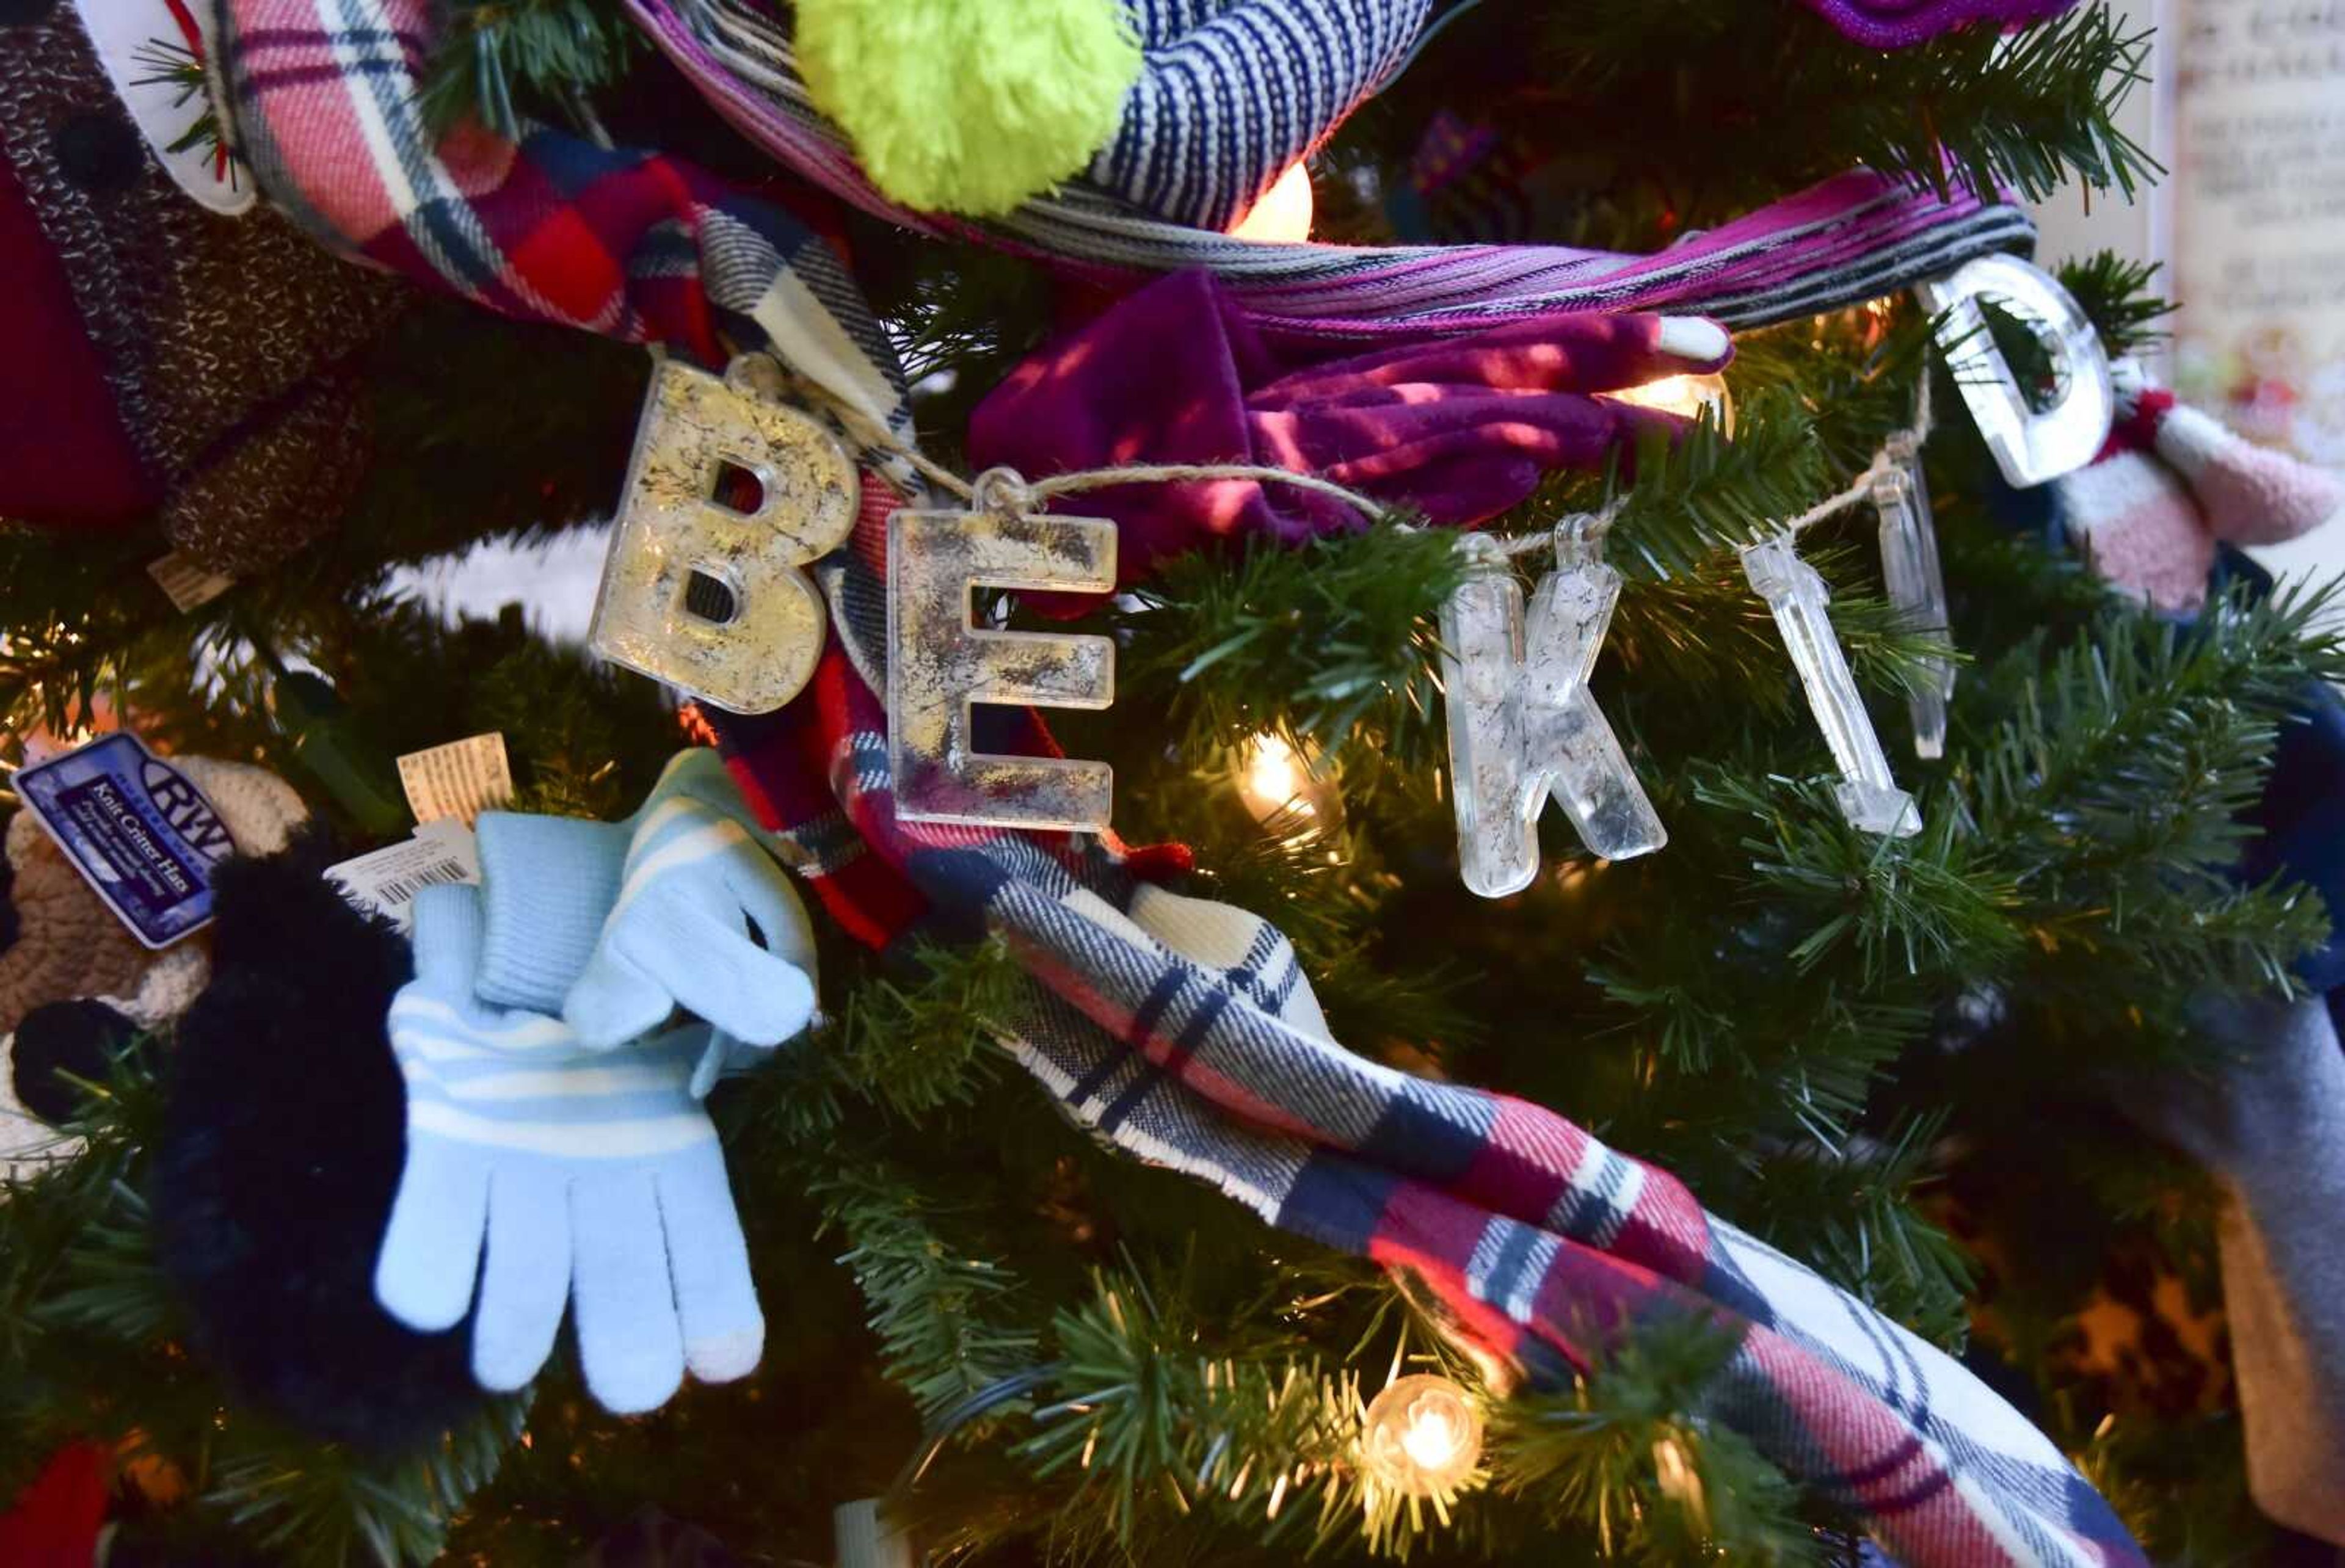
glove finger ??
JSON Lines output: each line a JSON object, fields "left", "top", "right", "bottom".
{"left": 652, "top": 748, "right": 764, "bottom": 833}
{"left": 656, "top": 1145, "right": 764, "bottom": 1383}
{"left": 562, "top": 942, "right": 677, "bottom": 1052}
{"left": 1254, "top": 313, "right": 1731, "bottom": 407}
{"left": 375, "top": 1137, "right": 489, "bottom": 1332}
{"left": 687, "top": 1030, "right": 735, "bottom": 1099}
{"left": 578, "top": 891, "right": 816, "bottom": 1051}
{"left": 471, "top": 1161, "right": 570, "bottom": 1392}
{"left": 722, "top": 850, "right": 821, "bottom": 975}
{"left": 568, "top": 1167, "right": 685, "bottom": 1415}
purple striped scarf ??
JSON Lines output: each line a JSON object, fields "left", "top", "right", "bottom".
{"left": 625, "top": 0, "right": 2041, "bottom": 342}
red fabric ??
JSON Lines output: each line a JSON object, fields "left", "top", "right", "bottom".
{"left": 0, "top": 1442, "right": 109, "bottom": 1568}
{"left": 0, "top": 158, "right": 155, "bottom": 525}
{"left": 2116, "top": 387, "right": 2176, "bottom": 450}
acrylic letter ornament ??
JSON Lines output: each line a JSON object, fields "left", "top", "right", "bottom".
{"left": 1872, "top": 437, "right": 1955, "bottom": 760}
{"left": 1740, "top": 534, "right": 1919, "bottom": 838}
{"left": 888, "top": 477, "right": 1118, "bottom": 830}
{"left": 590, "top": 356, "right": 859, "bottom": 713}
{"left": 1915, "top": 255, "right": 2112, "bottom": 488}
{"left": 1441, "top": 528, "right": 1665, "bottom": 899}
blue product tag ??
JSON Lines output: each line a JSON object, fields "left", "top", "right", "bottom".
{"left": 15, "top": 733, "right": 233, "bottom": 948}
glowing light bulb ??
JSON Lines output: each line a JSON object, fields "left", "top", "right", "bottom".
{"left": 1361, "top": 1374, "right": 1482, "bottom": 1497}
{"left": 1604, "top": 372, "right": 1735, "bottom": 435}
{"left": 1400, "top": 1407, "right": 1461, "bottom": 1472}
{"left": 1651, "top": 1435, "right": 1710, "bottom": 1534}
{"left": 1229, "top": 162, "right": 1315, "bottom": 244}
{"left": 1231, "top": 732, "right": 1343, "bottom": 839}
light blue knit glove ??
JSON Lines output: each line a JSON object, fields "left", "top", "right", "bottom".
{"left": 376, "top": 883, "right": 763, "bottom": 1414}
{"left": 474, "top": 749, "right": 818, "bottom": 1094}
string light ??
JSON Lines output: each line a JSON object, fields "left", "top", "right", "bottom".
{"left": 1361, "top": 1374, "right": 1482, "bottom": 1497}
{"left": 1604, "top": 372, "right": 1736, "bottom": 435}
{"left": 1229, "top": 162, "right": 1315, "bottom": 244}
{"left": 1231, "top": 732, "right": 1343, "bottom": 839}
{"left": 1651, "top": 1434, "right": 1709, "bottom": 1534}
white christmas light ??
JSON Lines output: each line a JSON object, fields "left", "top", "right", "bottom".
{"left": 1229, "top": 161, "right": 1315, "bottom": 243}
{"left": 1361, "top": 1374, "right": 1482, "bottom": 1497}
{"left": 1232, "top": 731, "right": 1343, "bottom": 838}
{"left": 1604, "top": 372, "right": 1735, "bottom": 434}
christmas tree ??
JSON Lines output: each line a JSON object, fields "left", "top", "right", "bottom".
{"left": 4, "top": 0, "right": 2343, "bottom": 1563}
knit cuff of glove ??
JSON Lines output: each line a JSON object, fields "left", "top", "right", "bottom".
{"left": 474, "top": 814, "right": 630, "bottom": 1014}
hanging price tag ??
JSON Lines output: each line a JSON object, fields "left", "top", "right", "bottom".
{"left": 395, "top": 733, "right": 514, "bottom": 826}
{"left": 325, "top": 821, "right": 482, "bottom": 933}
{"left": 14, "top": 733, "right": 233, "bottom": 948}
{"left": 146, "top": 551, "right": 236, "bottom": 614}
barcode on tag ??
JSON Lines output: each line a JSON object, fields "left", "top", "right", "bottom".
{"left": 373, "top": 859, "right": 472, "bottom": 906}
{"left": 325, "top": 820, "right": 482, "bottom": 933}
{"left": 147, "top": 551, "right": 235, "bottom": 613}
{"left": 396, "top": 733, "right": 514, "bottom": 826}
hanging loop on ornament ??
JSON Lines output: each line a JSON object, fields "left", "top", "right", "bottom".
{"left": 722, "top": 349, "right": 791, "bottom": 402}
{"left": 970, "top": 466, "right": 1036, "bottom": 517}
{"left": 1552, "top": 506, "right": 1617, "bottom": 567}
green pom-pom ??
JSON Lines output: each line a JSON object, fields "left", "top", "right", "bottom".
{"left": 796, "top": 0, "right": 1139, "bottom": 218}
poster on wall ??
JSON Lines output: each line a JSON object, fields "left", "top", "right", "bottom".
{"left": 2173, "top": 0, "right": 2345, "bottom": 465}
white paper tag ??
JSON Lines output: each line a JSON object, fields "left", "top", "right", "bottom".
{"left": 324, "top": 821, "right": 481, "bottom": 933}
{"left": 396, "top": 734, "right": 514, "bottom": 826}
{"left": 147, "top": 551, "right": 235, "bottom": 613}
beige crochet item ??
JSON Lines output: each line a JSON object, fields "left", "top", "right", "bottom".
{"left": 0, "top": 1029, "right": 82, "bottom": 1186}
{"left": 0, "top": 753, "right": 308, "bottom": 1034}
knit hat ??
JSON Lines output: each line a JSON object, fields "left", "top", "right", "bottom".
{"left": 1089, "top": 0, "right": 1432, "bottom": 231}
{"left": 0, "top": 0, "right": 408, "bottom": 572}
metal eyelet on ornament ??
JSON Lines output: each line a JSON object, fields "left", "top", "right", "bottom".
{"left": 1914, "top": 254, "right": 2112, "bottom": 488}
{"left": 887, "top": 469, "right": 1119, "bottom": 830}
{"left": 587, "top": 355, "right": 860, "bottom": 714}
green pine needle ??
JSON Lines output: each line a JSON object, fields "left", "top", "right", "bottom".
{"left": 415, "top": 1, "right": 641, "bottom": 140}
{"left": 1109, "top": 523, "right": 1467, "bottom": 766}
{"left": 1492, "top": 1311, "right": 1831, "bottom": 1563}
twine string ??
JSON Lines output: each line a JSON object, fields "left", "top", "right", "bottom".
{"left": 787, "top": 350, "right": 1938, "bottom": 565}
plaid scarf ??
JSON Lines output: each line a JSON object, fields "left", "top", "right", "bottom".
{"left": 212, "top": 8, "right": 2142, "bottom": 1558}
{"left": 625, "top": 0, "right": 2043, "bottom": 343}
{"left": 703, "top": 485, "right": 2147, "bottom": 1568}
{"left": 213, "top": 0, "right": 914, "bottom": 448}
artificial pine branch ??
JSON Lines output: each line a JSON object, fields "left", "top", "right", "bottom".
{"left": 813, "top": 1156, "right": 1042, "bottom": 1427}
{"left": 2059, "top": 253, "right": 2176, "bottom": 360}
{"left": 206, "top": 1398, "right": 528, "bottom": 1568}
{"left": 1532, "top": 0, "right": 2153, "bottom": 209}
{"left": 1742, "top": 1114, "right": 1976, "bottom": 1349}
{"left": 1015, "top": 1266, "right": 1440, "bottom": 1557}
{"left": 1965, "top": 581, "right": 2345, "bottom": 1034}
{"left": 415, "top": 0, "right": 642, "bottom": 140}
{"left": 1106, "top": 523, "right": 1466, "bottom": 768}
{"left": 1694, "top": 772, "right": 2024, "bottom": 985}
{"left": 1491, "top": 1310, "right": 1831, "bottom": 1564}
